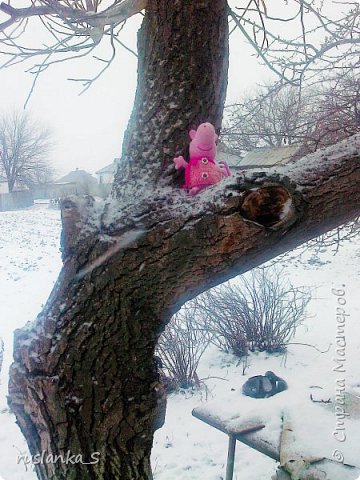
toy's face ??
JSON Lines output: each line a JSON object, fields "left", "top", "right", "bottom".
{"left": 189, "top": 123, "right": 217, "bottom": 160}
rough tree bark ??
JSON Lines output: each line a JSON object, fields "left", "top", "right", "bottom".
{"left": 7, "top": 1, "right": 360, "bottom": 480}
{"left": 9, "top": 2, "right": 230, "bottom": 479}
{"left": 113, "top": 0, "right": 229, "bottom": 199}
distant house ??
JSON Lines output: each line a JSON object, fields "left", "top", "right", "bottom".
{"left": 95, "top": 159, "right": 118, "bottom": 185}
{"left": 218, "top": 145, "right": 301, "bottom": 171}
{"left": 56, "top": 168, "right": 98, "bottom": 192}
{"left": 0, "top": 175, "right": 8, "bottom": 194}
{"left": 32, "top": 168, "right": 98, "bottom": 199}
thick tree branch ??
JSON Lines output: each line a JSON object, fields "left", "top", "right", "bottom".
{"left": 87, "top": 0, "right": 147, "bottom": 26}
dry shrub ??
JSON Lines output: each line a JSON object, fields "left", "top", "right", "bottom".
{"left": 196, "top": 268, "right": 311, "bottom": 356}
{"left": 156, "top": 269, "right": 311, "bottom": 388}
{"left": 156, "top": 305, "right": 210, "bottom": 390}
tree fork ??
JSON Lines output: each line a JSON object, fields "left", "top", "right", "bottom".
{"left": 8, "top": 133, "right": 360, "bottom": 480}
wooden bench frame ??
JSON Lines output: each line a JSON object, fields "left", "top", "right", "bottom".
{"left": 192, "top": 407, "right": 359, "bottom": 480}
{"left": 192, "top": 408, "right": 278, "bottom": 480}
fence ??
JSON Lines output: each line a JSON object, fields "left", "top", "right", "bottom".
{"left": 0, "top": 191, "right": 34, "bottom": 212}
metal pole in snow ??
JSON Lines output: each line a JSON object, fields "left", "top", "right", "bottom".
{"left": 225, "top": 435, "right": 237, "bottom": 480}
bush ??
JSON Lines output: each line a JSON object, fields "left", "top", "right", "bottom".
{"left": 194, "top": 289, "right": 248, "bottom": 358}
{"left": 156, "top": 268, "right": 311, "bottom": 389}
{"left": 196, "top": 268, "right": 311, "bottom": 356}
{"left": 156, "top": 305, "right": 210, "bottom": 390}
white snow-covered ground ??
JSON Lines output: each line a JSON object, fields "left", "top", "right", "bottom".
{"left": 152, "top": 242, "right": 360, "bottom": 480}
{"left": 0, "top": 205, "right": 359, "bottom": 479}
{"left": 0, "top": 205, "right": 62, "bottom": 480}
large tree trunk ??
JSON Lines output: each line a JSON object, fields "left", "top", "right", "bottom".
{"left": 8, "top": 1, "right": 230, "bottom": 479}
{"left": 7, "top": 174, "right": 15, "bottom": 193}
{"left": 7, "top": 1, "right": 360, "bottom": 479}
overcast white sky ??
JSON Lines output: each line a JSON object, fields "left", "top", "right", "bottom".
{"left": 0, "top": 6, "right": 273, "bottom": 178}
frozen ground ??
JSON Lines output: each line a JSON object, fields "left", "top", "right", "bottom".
{"left": 0, "top": 205, "right": 62, "bottom": 479}
{"left": 0, "top": 205, "right": 359, "bottom": 479}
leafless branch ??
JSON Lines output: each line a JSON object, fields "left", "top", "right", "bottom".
{"left": 229, "top": 0, "right": 360, "bottom": 85}
{"left": 68, "top": 26, "right": 117, "bottom": 94}
{"left": 0, "top": 0, "right": 146, "bottom": 32}
{"left": 287, "top": 342, "right": 331, "bottom": 354}
{"left": 228, "top": 8, "right": 290, "bottom": 83}
{"left": 0, "top": 0, "right": 145, "bottom": 99}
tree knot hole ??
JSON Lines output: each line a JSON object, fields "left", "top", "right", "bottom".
{"left": 240, "top": 185, "right": 294, "bottom": 228}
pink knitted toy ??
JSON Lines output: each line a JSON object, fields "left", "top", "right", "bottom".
{"left": 174, "top": 122, "right": 230, "bottom": 195}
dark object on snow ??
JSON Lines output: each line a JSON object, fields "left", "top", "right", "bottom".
{"left": 242, "top": 371, "right": 287, "bottom": 399}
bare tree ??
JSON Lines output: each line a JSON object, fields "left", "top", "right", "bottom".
{"left": 223, "top": 72, "right": 360, "bottom": 156}
{"left": 296, "top": 72, "right": 360, "bottom": 156}
{"left": 0, "top": 111, "right": 53, "bottom": 192}
{"left": 222, "top": 84, "right": 313, "bottom": 154}
{"left": 0, "top": 2, "right": 359, "bottom": 480}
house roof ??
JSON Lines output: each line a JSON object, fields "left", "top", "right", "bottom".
{"left": 216, "top": 151, "right": 244, "bottom": 168}
{"left": 95, "top": 159, "right": 119, "bottom": 175}
{"left": 0, "top": 175, "right": 7, "bottom": 183}
{"left": 239, "top": 145, "right": 300, "bottom": 168}
{"left": 56, "top": 169, "right": 97, "bottom": 185}
{"left": 216, "top": 144, "right": 300, "bottom": 169}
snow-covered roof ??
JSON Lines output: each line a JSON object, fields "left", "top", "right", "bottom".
{"left": 240, "top": 145, "right": 300, "bottom": 167}
{"left": 217, "top": 145, "right": 300, "bottom": 169}
{"left": 95, "top": 159, "right": 119, "bottom": 175}
{"left": 56, "top": 169, "right": 97, "bottom": 185}
{"left": 216, "top": 151, "right": 244, "bottom": 168}
{"left": 0, "top": 175, "right": 7, "bottom": 183}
